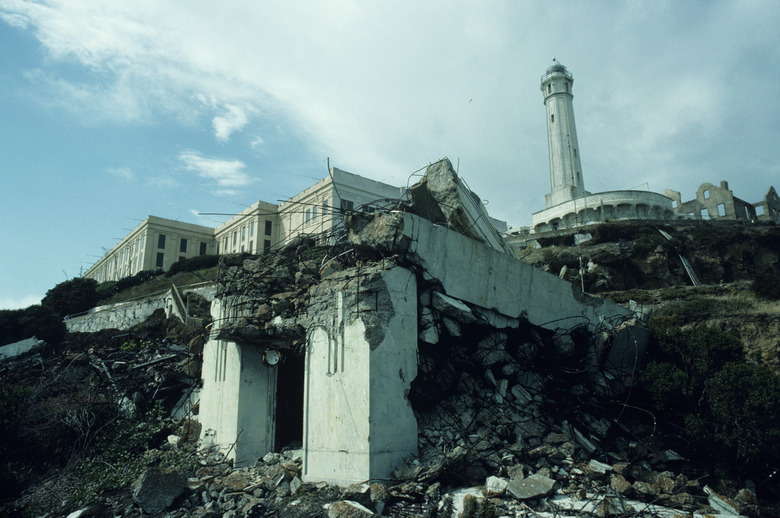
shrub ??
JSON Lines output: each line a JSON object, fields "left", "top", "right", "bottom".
{"left": 0, "top": 305, "right": 66, "bottom": 345}
{"left": 42, "top": 278, "right": 98, "bottom": 317}
{"left": 165, "top": 254, "right": 219, "bottom": 277}
{"left": 706, "top": 363, "right": 780, "bottom": 463}
{"left": 640, "top": 325, "right": 780, "bottom": 470}
{"left": 114, "top": 269, "right": 163, "bottom": 293}
{"left": 751, "top": 270, "right": 780, "bottom": 300}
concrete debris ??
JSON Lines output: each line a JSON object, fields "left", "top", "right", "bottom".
{"left": 407, "top": 158, "right": 517, "bottom": 256}
{"left": 506, "top": 473, "right": 556, "bottom": 500}
{"left": 132, "top": 467, "right": 187, "bottom": 514}
{"left": 0, "top": 336, "right": 44, "bottom": 361}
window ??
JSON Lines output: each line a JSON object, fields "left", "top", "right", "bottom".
{"left": 249, "top": 221, "right": 255, "bottom": 236}
{"left": 156, "top": 253, "right": 164, "bottom": 268}
{"left": 241, "top": 225, "right": 246, "bottom": 241}
{"left": 158, "top": 234, "right": 166, "bottom": 249}
{"left": 340, "top": 199, "right": 354, "bottom": 212}
{"left": 703, "top": 190, "right": 710, "bottom": 199}
{"left": 717, "top": 203, "right": 726, "bottom": 217}
{"left": 305, "top": 209, "right": 311, "bottom": 223}
{"left": 216, "top": 242, "right": 220, "bottom": 254}
{"left": 573, "top": 149, "right": 577, "bottom": 158}
{"left": 249, "top": 241, "right": 253, "bottom": 252}
{"left": 232, "top": 231, "right": 237, "bottom": 246}
{"left": 241, "top": 245, "right": 244, "bottom": 252}
{"left": 756, "top": 205, "right": 765, "bottom": 216}
{"left": 550, "top": 114, "right": 554, "bottom": 123}
{"left": 200, "top": 242, "right": 207, "bottom": 255}
{"left": 265, "top": 220, "right": 272, "bottom": 236}
{"left": 223, "top": 236, "right": 228, "bottom": 250}
{"left": 312, "top": 205, "right": 318, "bottom": 220}
{"left": 323, "top": 200, "right": 329, "bottom": 215}
{"left": 547, "top": 84, "right": 551, "bottom": 94}
{"left": 264, "top": 239, "right": 271, "bottom": 251}
{"left": 565, "top": 82, "right": 569, "bottom": 93}
{"left": 180, "top": 238, "right": 187, "bottom": 253}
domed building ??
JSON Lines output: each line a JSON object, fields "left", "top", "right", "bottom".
{"left": 530, "top": 60, "right": 675, "bottom": 233}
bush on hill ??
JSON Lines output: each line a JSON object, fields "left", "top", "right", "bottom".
{"left": 165, "top": 254, "right": 219, "bottom": 277}
{"left": 42, "top": 278, "right": 98, "bottom": 317}
{"left": 0, "top": 305, "right": 66, "bottom": 345}
{"left": 640, "top": 325, "right": 780, "bottom": 468}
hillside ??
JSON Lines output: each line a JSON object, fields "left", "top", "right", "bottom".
{"left": 1, "top": 221, "right": 780, "bottom": 517}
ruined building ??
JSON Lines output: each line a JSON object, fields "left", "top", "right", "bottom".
{"left": 665, "top": 181, "right": 780, "bottom": 223}
{"left": 197, "top": 159, "right": 645, "bottom": 485}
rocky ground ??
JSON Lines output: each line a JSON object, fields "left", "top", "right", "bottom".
{"left": 1, "top": 303, "right": 774, "bottom": 518}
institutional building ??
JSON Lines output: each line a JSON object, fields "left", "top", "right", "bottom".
{"left": 84, "top": 168, "right": 408, "bottom": 283}
{"left": 84, "top": 216, "right": 216, "bottom": 283}
{"left": 530, "top": 60, "right": 675, "bottom": 233}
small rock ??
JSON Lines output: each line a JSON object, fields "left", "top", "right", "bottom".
{"left": 506, "top": 474, "right": 555, "bottom": 500}
{"left": 327, "top": 500, "right": 374, "bottom": 518}
{"left": 483, "top": 476, "right": 508, "bottom": 497}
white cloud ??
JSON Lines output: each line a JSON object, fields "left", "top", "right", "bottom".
{"left": 2, "top": 1, "right": 780, "bottom": 224}
{"left": 250, "top": 136, "right": 264, "bottom": 148}
{"left": 212, "top": 104, "right": 254, "bottom": 141}
{"left": 178, "top": 150, "right": 254, "bottom": 191}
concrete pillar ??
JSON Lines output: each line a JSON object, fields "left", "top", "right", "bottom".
{"left": 303, "top": 266, "right": 418, "bottom": 485}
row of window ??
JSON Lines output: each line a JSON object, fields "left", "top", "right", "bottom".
{"left": 156, "top": 234, "right": 208, "bottom": 255}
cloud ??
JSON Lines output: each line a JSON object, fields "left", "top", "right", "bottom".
{"left": 178, "top": 150, "right": 254, "bottom": 191}
{"left": 212, "top": 104, "right": 255, "bottom": 141}
{"left": 3, "top": 1, "right": 780, "bottom": 223}
{"left": 107, "top": 166, "right": 134, "bottom": 181}
{"left": 250, "top": 136, "right": 264, "bottom": 148}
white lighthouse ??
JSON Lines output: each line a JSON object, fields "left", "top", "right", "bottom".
{"left": 528, "top": 60, "right": 675, "bottom": 233}
{"left": 541, "top": 58, "right": 587, "bottom": 208}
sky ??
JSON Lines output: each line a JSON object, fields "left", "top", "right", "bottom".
{"left": 1, "top": 1, "right": 779, "bottom": 310}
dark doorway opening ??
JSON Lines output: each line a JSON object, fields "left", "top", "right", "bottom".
{"left": 275, "top": 352, "right": 305, "bottom": 451}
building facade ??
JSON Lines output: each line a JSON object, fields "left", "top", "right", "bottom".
{"left": 84, "top": 168, "right": 409, "bottom": 283}
{"left": 84, "top": 216, "right": 216, "bottom": 283}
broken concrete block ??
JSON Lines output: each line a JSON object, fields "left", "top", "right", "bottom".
{"left": 407, "top": 158, "right": 516, "bottom": 256}
{"left": 506, "top": 474, "right": 555, "bottom": 500}
{"left": 475, "top": 332, "right": 512, "bottom": 366}
{"left": 432, "top": 291, "right": 477, "bottom": 323}
{"left": 441, "top": 317, "right": 461, "bottom": 337}
{"left": 705, "top": 485, "right": 742, "bottom": 516}
{"left": 132, "top": 468, "right": 187, "bottom": 514}
{"left": 327, "top": 500, "right": 374, "bottom": 518}
{"left": 483, "top": 476, "right": 509, "bottom": 497}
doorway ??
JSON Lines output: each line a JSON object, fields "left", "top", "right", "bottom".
{"left": 274, "top": 352, "right": 305, "bottom": 451}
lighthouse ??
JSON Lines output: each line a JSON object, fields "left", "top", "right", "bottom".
{"left": 541, "top": 59, "right": 587, "bottom": 208}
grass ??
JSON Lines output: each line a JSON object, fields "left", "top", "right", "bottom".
{"left": 96, "top": 266, "right": 219, "bottom": 306}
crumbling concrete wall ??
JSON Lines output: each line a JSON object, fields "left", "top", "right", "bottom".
{"left": 198, "top": 256, "right": 419, "bottom": 485}
{"left": 64, "top": 283, "right": 216, "bottom": 333}
{"left": 347, "top": 211, "right": 631, "bottom": 331}
{"left": 665, "top": 181, "right": 758, "bottom": 221}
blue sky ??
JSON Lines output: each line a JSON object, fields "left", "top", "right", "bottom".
{"left": 2, "top": 1, "right": 779, "bottom": 309}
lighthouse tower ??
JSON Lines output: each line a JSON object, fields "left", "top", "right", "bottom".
{"left": 541, "top": 59, "right": 587, "bottom": 208}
